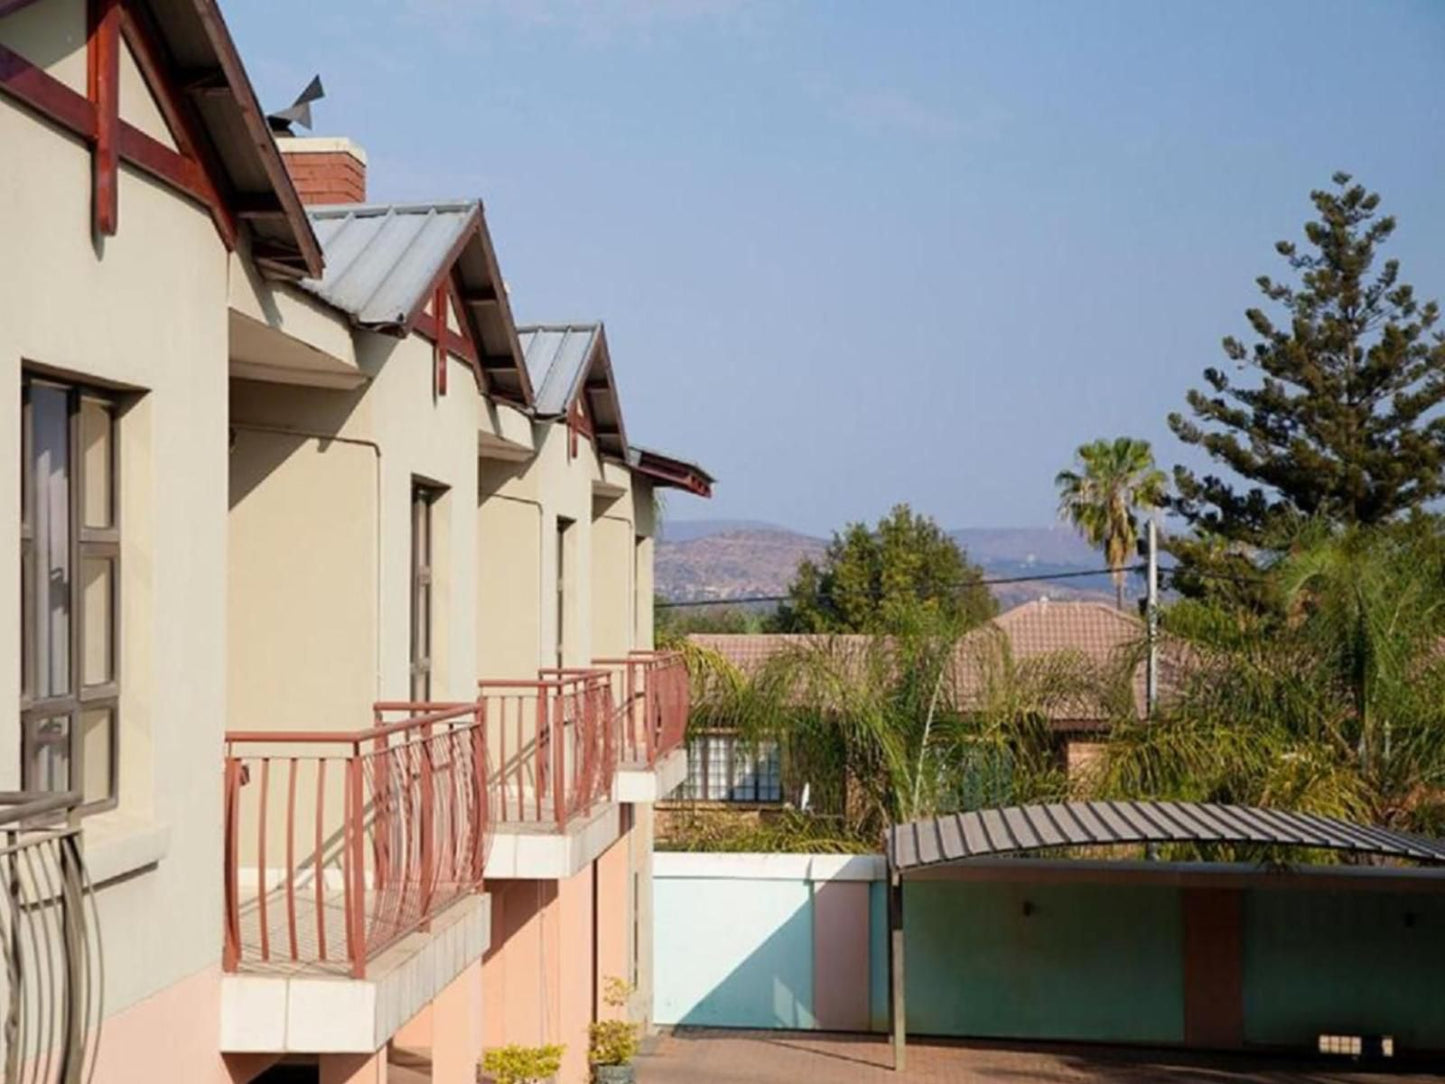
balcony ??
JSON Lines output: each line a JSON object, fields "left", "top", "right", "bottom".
{"left": 477, "top": 670, "right": 621, "bottom": 879}
{"left": 220, "top": 705, "right": 492, "bottom": 1055}
{"left": 0, "top": 791, "right": 102, "bottom": 1083}
{"left": 593, "top": 651, "right": 691, "bottom": 803}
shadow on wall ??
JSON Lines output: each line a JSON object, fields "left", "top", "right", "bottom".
{"left": 653, "top": 877, "right": 818, "bottom": 1030}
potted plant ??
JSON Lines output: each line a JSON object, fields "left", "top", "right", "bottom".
{"left": 480, "top": 1043, "right": 565, "bottom": 1084}
{"left": 588, "top": 978, "right": 641, "bottom": 1083}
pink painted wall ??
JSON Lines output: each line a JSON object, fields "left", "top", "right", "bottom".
{"left": 556, "top": 862, "right": 595, "bottom": 1084}
{"left": 92, "top": 964, "right": 238, "bottom": 1084}
{"left": 596, "top": 821, "right": 632, "bottom": 1017}
{"left": 394, "top": 960, "right": 485, "bottom": 1082}
{"left": 482, "top": 880, "right": 562, "bottom": 1051}
{"left": 811, "top": 881, "right": 872, "bottom": 1032}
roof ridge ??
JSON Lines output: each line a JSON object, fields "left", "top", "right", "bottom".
{"left": 307, "top": 199, "right": 479, "bottom": 219}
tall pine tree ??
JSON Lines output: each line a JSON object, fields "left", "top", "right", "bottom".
{"left": 1169, "top": 174, "right": 1445, "bottom": 590}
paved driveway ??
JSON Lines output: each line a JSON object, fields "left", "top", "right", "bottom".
{"left": 637, "top": 1029, "right": 1442, "bottom": 1083}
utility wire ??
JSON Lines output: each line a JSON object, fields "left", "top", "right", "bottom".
{"left": 657, "top": 563, "right": 1150, "bottom": 609}
{"left": 658, "top": 557, "right": 1276, "bottom": 610}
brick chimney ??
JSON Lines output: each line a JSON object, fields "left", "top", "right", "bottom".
{"left": 276, "top": 136, "right": 367, "bottom": 205}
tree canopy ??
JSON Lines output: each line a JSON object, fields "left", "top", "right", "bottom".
{"left": 1169, "top": 174, "right": 1445, "bottom": 589}
{"left": 769, "top": 504, "right": 995, "bottom": 634}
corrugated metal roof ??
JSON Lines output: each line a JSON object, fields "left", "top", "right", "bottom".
{"left": 888, "top": 801, "right": 1445, "bottom": 871}
{"left": 300, "top": 202, "right": 480, "bottom": 328}
{"left": 518, "top": 323, "right": 601, "bottom": 416}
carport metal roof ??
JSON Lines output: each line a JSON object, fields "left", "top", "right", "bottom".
{"left": 888, "top": 800, "right": 1445, "bottom": 871}
{"left": 883, "top": 801, "right": 1445, "bottom": 1072}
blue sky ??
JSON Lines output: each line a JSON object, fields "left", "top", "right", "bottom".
{"left": 226, "top": 1, "right": 1445, "bottom": 536}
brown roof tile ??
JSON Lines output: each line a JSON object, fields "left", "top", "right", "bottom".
{"left": 688, "top": 600, "right": 1169, "bottom": 729}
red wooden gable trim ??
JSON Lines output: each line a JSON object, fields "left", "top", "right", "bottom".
{"left": 0, "top": 40, "right": 97, "bottom": 137}
{"left": 567, "top": 395, "right": 595, "bottom": 460}
{"left": 118, "top": 2, "right": 236, "bottom": 247}
{"left": 0, "top": 0, "right": 236, "bottom": 247}
{"left": 414, "top": 274, "right": 484, "bottom": 397}
{"left": 88, "top": 0, "right": 121, "bottom": 235}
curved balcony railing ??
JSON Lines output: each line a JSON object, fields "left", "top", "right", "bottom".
{"left": 223, "top": 704, "right": 491, "bottom": 979}
{"left": 0, "top": 790, "right": 102, "bottom": 1084}
{"left": 477, "top": 671, "right": 617, "bottom": 830}
{"left": 592, "top": 651, "right": 690, "bottom": 767}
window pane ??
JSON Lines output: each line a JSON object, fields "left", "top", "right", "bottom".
{"left": 80, "top": 707, "right": 114, "bottom": 805}
{"left": 29, "top": 716, "right": 71, "bottom": 793}
{"left": 730, "top": 744, "right": 758, "bottom": 802}
{"left": 20, "top": 541, "right": 33, "bottom": 700}
{"left": 29, "top": 385, "right": 70, "bottom": 698}
{"left": 81, "top": 556, "right": 115, "bottom": 687}
{"left": 80, "top": 397, "right": 113, "bottom": 529}
{"left": 758, "top": 740, "right": 782, "bottom": 802}
{"left": 705, "top": 736, "right": 730, "bottom": 801}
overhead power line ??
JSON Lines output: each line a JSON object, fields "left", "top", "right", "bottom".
{"left": 657, "top": 563, "right": 1150, "bottom": 609}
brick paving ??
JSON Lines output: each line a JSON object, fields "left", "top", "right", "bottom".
{"left": 636, "top": 1029, "right": 1444, "bottom": 1083}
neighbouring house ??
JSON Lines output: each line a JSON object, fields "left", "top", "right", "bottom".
{"left": 2, "top": 3, "right": 711, "bottom": 1082}
{"left": 672, "top": 600, "right": 1169, "bottom": 830}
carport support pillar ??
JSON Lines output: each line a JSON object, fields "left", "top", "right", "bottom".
{"left": 888, "top": 867, "right": 905, "bottom": 1072}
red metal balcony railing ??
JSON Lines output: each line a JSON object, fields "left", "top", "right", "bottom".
{"left": 0, "top": 791, "right": 102, "bottom": 1083}
{"left": 593, "top": 651, "right": 690, "bottom": 767}
{"left": 222, "top": 703, "right": 490, "bottom": 979}
{"left": 477, "top": 671, "right": 617, "bottom": 830}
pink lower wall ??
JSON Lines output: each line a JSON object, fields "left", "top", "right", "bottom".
{"left": 393, "top": 960, "right": 485, "bottom": 1082}
{"left": 483, "top": 880, "right": 562, "bottom": 1051}
{"left": 556, "top": 864, "right": 595, "bottom": 1084}
{"left": 595, "top": 817, "right": 632, "bottom": 1017}
{"left": 92, "top": 964, "right": 238, "bottom": 1084}
{"left": 811, "top": 881, "right": 872, "bottom": 1032}
{"left": 482, "top": 836, "right": 638, "bottom": 1084}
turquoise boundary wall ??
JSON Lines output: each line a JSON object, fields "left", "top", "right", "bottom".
{"left": 654, "top": 853, "right": 1445, "bottom": 1050}
{"left": 1243, "top": 887, "right": 1445, "bottom": 1049}
{"left": 905, "top": 880, "right": 1183, "bottom": 1042}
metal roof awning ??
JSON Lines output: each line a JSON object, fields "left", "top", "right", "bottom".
{"left": 882, "top": 800, "right": 1445, "bottom": 1072}
{"left": 887, "top": 801, "right": 1445, "bottom": 872}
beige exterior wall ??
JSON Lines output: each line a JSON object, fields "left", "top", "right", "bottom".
{"left": 229, "top": 337, "right": 498, "bottom": 735}
{"left": 476, "top": 425, "right": 657, "bottom": 679}
{"left": 0, "top": 5, "right": 232, "bottom": 1070}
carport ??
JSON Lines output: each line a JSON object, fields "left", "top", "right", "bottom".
{"left": 884, "top": 801, "right": 1445, "bottom": 1071}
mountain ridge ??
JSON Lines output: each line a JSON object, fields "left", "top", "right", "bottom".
{"left": 656, "top": 519, "right": 1124, "bottom": 610}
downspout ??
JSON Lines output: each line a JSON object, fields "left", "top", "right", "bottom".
{"left": 230, "top": 422, "right": 385, "bottom": 698}
{"left": 597, "top": 511, "right": 635, "bottom": 656}
{"left": 484, "top": 491, "right": 547, "bottom": 670}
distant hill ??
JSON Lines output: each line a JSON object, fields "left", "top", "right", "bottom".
{"left": 655, "top": 527, "right": 826, "bottom": 603}
{"left": 656, "top": 520, "right": 1128, "bottom": 611}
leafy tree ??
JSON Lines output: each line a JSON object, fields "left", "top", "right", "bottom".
{"left": 1055, "top": 437, "right": 1167, "bottom": 610}
{"left": 770, "top": 504, "right": 994, "bottom": 634}
{"left": 1169, "top": 174, "right": 1445, "bottom": 591}
{"left": 1092, "top": 520, "right": 1445, "bottom": 838}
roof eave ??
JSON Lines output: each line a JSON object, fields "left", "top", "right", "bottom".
{"left": 187, "top": 0, "right": 323, "bottom": 278}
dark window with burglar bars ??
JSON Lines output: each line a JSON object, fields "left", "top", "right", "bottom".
{"left": 20, "top": 374, "right": 120, "bottom": 810}
{"left": 680, "top": 732, "right": 782, "bottom": 803}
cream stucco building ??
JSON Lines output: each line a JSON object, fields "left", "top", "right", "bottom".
{"left": 0, "top": 2, "right": 710, "bottom": 1082}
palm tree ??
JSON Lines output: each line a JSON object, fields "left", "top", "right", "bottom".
{"left": 1055, "top": 437, "right": 1167, "bottom": 610}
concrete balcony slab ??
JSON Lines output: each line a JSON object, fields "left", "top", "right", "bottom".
{"left": 220, "top": 893, "right": 490, "bottom": 1055}
{"left": 486, "top": 800, "right": 621, "bottom": 880}
{"left": 616, "top": 746, "right": 688, "bottom": 804}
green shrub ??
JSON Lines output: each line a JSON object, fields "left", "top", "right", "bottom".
{"left": 588, "top": 977, "right": 640, "bottom": 1067}
{"left": 481, "top": 1044, "right": 565, "bottom": 1084}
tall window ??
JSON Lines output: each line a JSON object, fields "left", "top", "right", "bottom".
{"left": 20, "top": 376, "right": 119, "bottom": 809}
{"left": 555, "top": 517, "right": 573, "bottom": 666}
{"left": 409, "top": 482, "right": 439, "bottom": 701}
